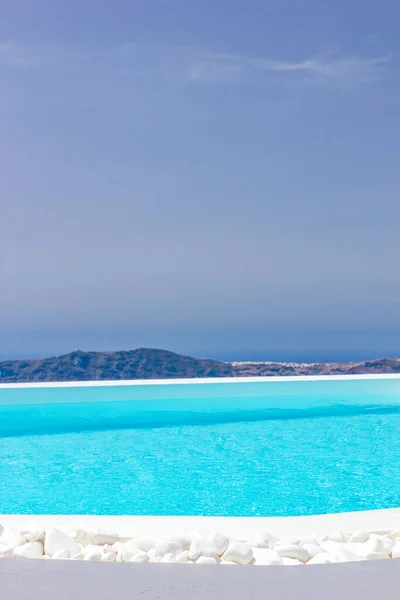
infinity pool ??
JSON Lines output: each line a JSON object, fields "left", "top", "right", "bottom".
{"left": 1, "top": 377, "right": 400, "bottom": 516}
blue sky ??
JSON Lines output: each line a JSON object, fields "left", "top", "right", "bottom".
{"left": 1, "top": 1, "right": 400, "bottom": 361}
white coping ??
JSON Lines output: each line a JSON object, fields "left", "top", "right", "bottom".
{"left": 2, "top": 509, "right": 400, "bottom": 538}
{"left": 1, "top": 373, "right": 400, "bottom": 389}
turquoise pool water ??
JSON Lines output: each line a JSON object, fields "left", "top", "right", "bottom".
{"left": 1, "top": 378, "right": 400, "bottom": 516}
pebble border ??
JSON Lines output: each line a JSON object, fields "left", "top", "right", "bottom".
{"left": 2, "top": 521, "right": 400, "bottom": 565}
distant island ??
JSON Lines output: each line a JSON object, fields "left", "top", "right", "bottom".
{"left": 0, "top": 348, "right": 399, "bottom": 383}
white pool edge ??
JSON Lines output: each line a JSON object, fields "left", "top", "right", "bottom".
{"left": 1, "top": 373, "right": 400, "bottom": 389}
{"left": 2, "top": 508, "right": 400, "bottom": 538}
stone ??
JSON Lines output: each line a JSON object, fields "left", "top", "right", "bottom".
{"left": 76, "top": 529, "right": 119, "bottom": 547}
{"left": 52, "top": 549, "right": 70, "bottom": 560}
{"left": 83, "top": 545, "right": 103, "bottom": 561}
{"left": 118, "top": 541, "right": 141, "bottom": 562}
{"left": 135, "top": 536, "right": 158, "bottom": 552}
{"left": 154, "top": 541, "right": 182, "bottom": 559}
{"left": 212, "top": 533, "right": 230, "bottom": 555}
{"left": 102, "top": 551, "right": 117, "bottom": 562}
{"left": 303, "top": 544, "right": 325, "bottom": 559}
{"left": 147, "top": 549, "right": 158, "bottom": 562}
{"left": 321, "top": 541, "right": 341, "bottom": 553}
{"left": 348, "top": 531, "right": 370, "bottom": 544}
{"left": 391, "top": 541, "right": 400, "bottom": 558}
{"left": 196, "top": 556, "right": 218, "bottom": 565}
{"left": 365, "top": 552, "right": 390, "bottom": 560}
{"left": 306, "top": 553, "right": 335, "bottom": 565}
{"left": 44, "top": 528, "right": 81, "bottom": 558}
{"left": 389, "top": 528, "right": 400, "bottom": 540}
{"left": 21, "top": 524, "right": 45, "bottom": 543}
{"left": 13, "top": 542, "right": 43, "bottom": 559}
{"left": 334, "top": 548, "right": 364, "bottom": 563}
{"left": 0, "top": 528, "right": 26, "bottom": 549}
{"left": 326, "top": 532, "right": 348, "bottom": 543}
{"left": 222, "top": 542, "right": 253, "bottom": 565}
{"left": 167, "top": 534, "right": 194, "bottom": 551}
{"left": 0, "top": 545, "right": 15, "bottom": 558}
{"left": 362, "top": 535, "right": 394, "bottom": 557}
{"left": 129, "top": 551, "right": 149, "bottom": 563}
{"left": 176, "top": 550, "right": 190, "bottom": 563}
{"left": 70, "top": 552, "right": 84, "bottom": 560}
{"left": 281, "top": 557, "right": 303, "bottom": 566}
{"left": 160, "top": 553, "right": 176, "bottom": 563}
{"left": 249, "top": 531, "right": 278, "bottom": 549}
{"left": 274, "top": 544, "right": 309, "bottom": 563}
{"left": 189, "top": 539, "right": 219, "bottom": 560}
{"left": 252, "top": 548, "right": 283, "bottom": 566}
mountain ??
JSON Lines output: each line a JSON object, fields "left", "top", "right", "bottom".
{"left": 0, "top": 348, "right": 399, "bottom": 383}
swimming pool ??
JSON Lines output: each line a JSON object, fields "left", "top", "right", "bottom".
{"left": 1, "top": 376, "right": 400, "bottom": 517}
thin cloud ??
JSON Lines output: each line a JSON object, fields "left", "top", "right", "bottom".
{"left": 190, "top": 52, "right": 394, "bottom": 86}
{"left": 262, "top": 54, "right": 393, "bottom": 84}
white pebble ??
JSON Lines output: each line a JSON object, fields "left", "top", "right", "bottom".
{"left": 389, "top": 527, "right": 400, "bottom": 541}
{"left": 326, "top": 532, "right": 348, "bottom": 543}
{"left": 306, "top": 553, "right": 335, "bottom": 565}
{"left": 160, "top": 552, "right": 176, "bottom": 563}
{"left": 76, "top": 529, "right": 119, "bottom": 547}
{"left": 166, "top": 534, "right": 194, "bottom": 551}
{"left": 362, "top": 535, "right": 394, "bottom": 557}
{"left": 155, "top": 541, "right": 182, "bottom": 558}
{"left": 102, "top": 551, "right": 117, "bottom": 562}
{"left": 0, "top": 528, "right": 26, "bottom": 549}
{"left": 303, "top": 544, "right": 324, "bottom": 559}
{"left": 83, "top": 545, "right": 103, "bottom": 561}
{"left": 135, "top": 536, "right": 158, "bottom": 552}
{"left": 348, "top": 531, "right": 370, "bottom": 544}
{"left": 282, "top": 557, "right": 303, "bottom": 566}
{"left": 13, "top": 542, "right": 43, "bottom": 560}
{"left": 391, "top": 541, "right": 400, "bottom": 558}
{"left": 365, "top": 552, "right": 390, "bottom": 561}
{"left": 147, "top": 549, "right": 158, "bottom": 562}
{"left": 129, "top": 551, "right": 149, "bottom": 563}
{"left": 52, "top": 549, "right": 70, "bottom": 560}
{"left": 21, "top": 524, "right": 45, "bottom": 543}
{"left": 189, "top": 538, "right": 218, "bottom": 560}
{"left": 252, "top": 548, "right": 283, "bottom": 566}
{"left": 212, "top": 533, "right": 230, "bottom": 555}
{"left": 118, "top": 540, "right": 140, "bottom": 562}
{"left": 176, "top": 550, "right": 190, "bottom": 563}
{"left": 44, "top": 528, "right": 81, "bottom": 558}
{"left": 334, "top": 548, "right": 364, "bottom": 563}
{"left": 249, "top": 531, "right": 278, "bottom": 549}
{"left": 196, "top": 556, "right": 218, "bottom": 565}
{"left": 0, "top": 545, "right": 16, "bottom": 558}
{"left": 223, "top": 542, "right": 253, "bottom": 565}
{"left": 274, "top": 544, "right": 309, "bottom": 563}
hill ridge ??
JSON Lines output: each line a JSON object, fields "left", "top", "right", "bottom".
{"left": 1, "top": 348, "right": 399, "bottom": 383}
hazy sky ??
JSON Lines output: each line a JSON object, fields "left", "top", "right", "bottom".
{"left": 1, "top": 0, "right": 400, "bottom": 362}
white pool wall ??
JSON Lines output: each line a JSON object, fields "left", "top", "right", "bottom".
{"left": 1, "top": 373, "right": 400, "bottom": 405}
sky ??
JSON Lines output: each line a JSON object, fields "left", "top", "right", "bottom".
{"left": 1, "top": 0, "right": 400, "bottom": 362}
